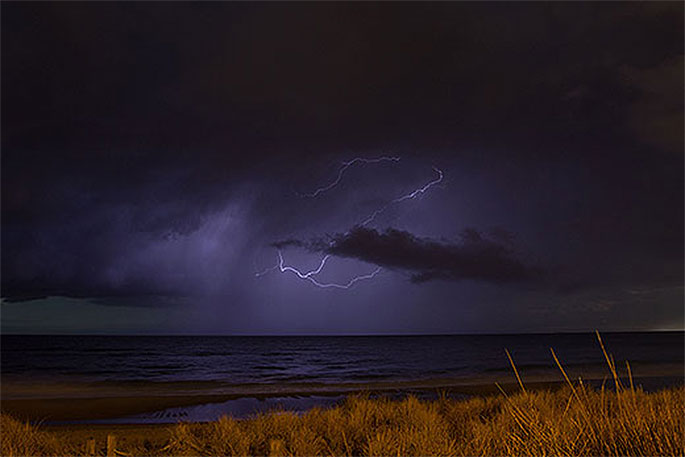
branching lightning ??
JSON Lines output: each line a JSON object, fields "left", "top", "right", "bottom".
{"left": 299, "top": 156, "right": 400, "bottom": 198}
{"left": 254, "top": 264, "right": 279, "bottom": 278}
{"left": 360, "top": 166, "right": 444, "bottom": 226}
{"left": 257, "top": 158, "right": 443, "bottom": 290}
{"left": 255, "top": 251, "right": 381, "bottom": 289}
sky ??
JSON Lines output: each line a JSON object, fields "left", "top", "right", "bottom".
{"left": 1, "top": 2, "right": 683, "bottom": 335}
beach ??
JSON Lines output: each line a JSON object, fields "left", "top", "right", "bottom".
{"left": 3, "top": 382, "right": 684, "bottom": 456}
{"left": 2, "top": 332, "right": 683, "bottom": 455}
{"left": 3, "top": 362, "right": 683, "bottom": 423}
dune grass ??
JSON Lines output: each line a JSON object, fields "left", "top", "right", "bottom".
{"left": 161, "top": 385, "right": 683, "bottom": 457}
{"left": 2, "top": 332, "right": 684, "bottom": 456}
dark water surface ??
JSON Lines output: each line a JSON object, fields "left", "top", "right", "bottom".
{"left": 3, "top": 332, "right": 682, "bottom": 385}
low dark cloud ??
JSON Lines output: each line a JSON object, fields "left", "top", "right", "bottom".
{"left": 274, "top": 227, "right": 542, "bottom": 284}
{"left": 621, "top": 55, "right": 684, "bottom": 154}
{"left": 271, "top": 239, "right": 309, "bottom": 250}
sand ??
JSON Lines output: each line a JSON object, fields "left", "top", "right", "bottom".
{"left": 1, "top": 370, "right": 681, "bottom": 455}
{"left": 4, "top": 372, "right": 683, "bottom": 424}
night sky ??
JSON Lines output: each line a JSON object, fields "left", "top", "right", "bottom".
{"left": 2, "top": 3, "right": 683, "bottom": 334}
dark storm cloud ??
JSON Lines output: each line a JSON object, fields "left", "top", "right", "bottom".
{"left": 3, "top": 2, "right": 682, "bottom": 157}
{"left": 271, "top": 239, "right": 309, "bottom": 250}
{"left": 274, "top": 227, "right": 542, "bottom": 285}
{"left": 1, "top": 0, "right": 682, "bottom": 334}
{"left": 621, "top": 55, "right": 684, "bottom": 154}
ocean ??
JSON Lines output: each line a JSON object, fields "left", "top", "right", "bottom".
{"left": 2, "top": 332, "right": 682, "bottom": 423}
{"left": 3, "top": 332, "right": 683, "bottom": 384}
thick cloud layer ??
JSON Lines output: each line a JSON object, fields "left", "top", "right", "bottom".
{"left": 1, "top": 3, "right": 682, "bottom": 333}
{"left": 276, "top": 227, "right": 541, "bottom": 284}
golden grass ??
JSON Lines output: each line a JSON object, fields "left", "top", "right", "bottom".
{"left": 2, "top": 333, "right": 684, "bottom": 456}
{"left": 0, "top": 414, "right": 62, "bottom": 457}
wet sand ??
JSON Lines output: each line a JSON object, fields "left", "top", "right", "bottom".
{"left": 3, "top": 367, "right": 683, "bottom": 423}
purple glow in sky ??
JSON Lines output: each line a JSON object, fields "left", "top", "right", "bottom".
{"left": 257, "top": 157, "right": 444, "bottom": 290}
{"left": 1, "top": 2, "right": 682, "bottom": 334}
{"left": 299, "top": 156, "right": 401, "bottom": 198}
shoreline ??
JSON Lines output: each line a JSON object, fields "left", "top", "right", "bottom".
{"left": 2, "top": 384, "right": 683, "bottom": 457}
{"left": 3, "top": 371, "right": 682, "bottom": 423}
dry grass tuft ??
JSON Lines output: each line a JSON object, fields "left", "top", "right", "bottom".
{"left": 0, "top": 415, "right": 64, "bottom": 457}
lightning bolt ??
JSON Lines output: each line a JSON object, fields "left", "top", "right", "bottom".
{"left": 254, "top": 264, "right": 279, "bottom": 277}
{"left": 256, "top": 251, "right": 381, "bottom": 289}
{"left": 257, "top": 159, "right": 443, "bottom": 289}
{"left": 299, "top": 156, "right": 401, "bottom": 198}
{"left": 360, "top": 166, "right": 444, "bottom": 226}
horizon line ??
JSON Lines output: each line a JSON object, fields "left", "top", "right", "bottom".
{"left": 2, "top": 329, "right": 683, "bottom": 337}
